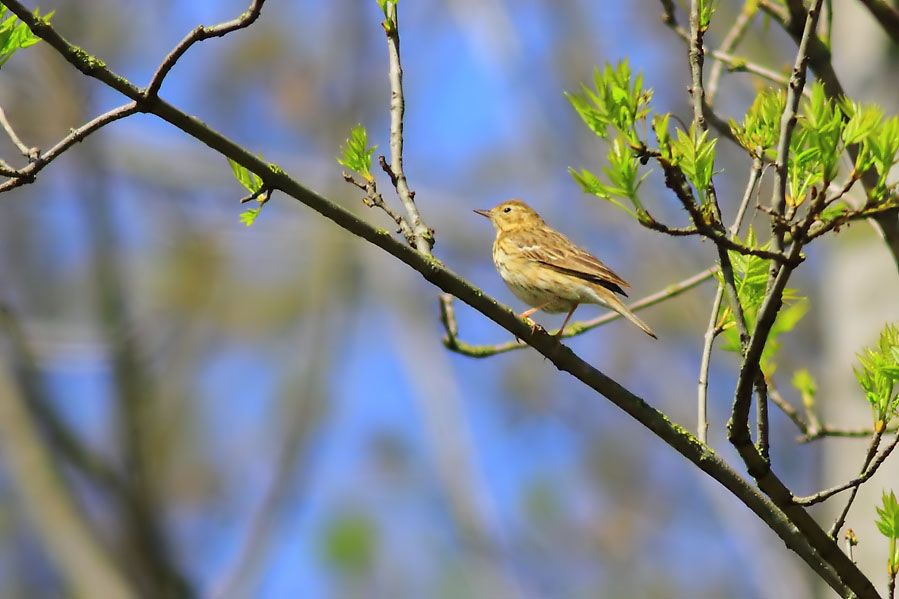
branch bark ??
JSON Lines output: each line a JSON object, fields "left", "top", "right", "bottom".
{"left": 383, "top": 2, "right": 433, "bottom": 254}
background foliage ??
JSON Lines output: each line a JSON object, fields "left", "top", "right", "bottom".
{"left": 1, "top": 0, "right": 898, "bottom": 597}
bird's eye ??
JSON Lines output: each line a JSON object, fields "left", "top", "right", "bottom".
{"left": 503, "top": 207, "right": 512, "bottom": 213}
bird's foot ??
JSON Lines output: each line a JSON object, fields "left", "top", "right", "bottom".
{"left": 514, "top": 317, "right": 545, "bottom": 343}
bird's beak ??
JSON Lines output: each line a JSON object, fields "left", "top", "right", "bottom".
{"left": 473, "top": 209, "right": 491, "bottom": 219}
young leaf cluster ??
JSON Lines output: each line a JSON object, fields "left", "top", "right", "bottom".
{"left": 730, "top": 89, "right": 785, "bottom": 158}
{"left": 669, "top": 125, "right": 717, "bottom": 203}
{"left": 566, "top": 61, "right": 661, "bottom": 217}
{"left": 567, "top": 60, "right": 723, "bottom": 221}
{"left": 698, "top": 0, "right": 718, "bottom": 31}
{"left": 227, "top": 158, "right": 266, "bottom": 226}
{"left": 876, "top": 490, "right": 899, "bottom": 577}
{"left": 0, "top": 6, "right": 51, "bottom": 68}
{"left": 377, "top": 0, "right": 398, "bottom": 30}
{"left": 792, "top": 368, "right": 817, "bottom": 411}
{"left": 846, "top": 103, "right": 899, "bottom": 203}
{"left": 731, "top": 84, "right": 899, "bottom": 207}
{"left": 717, "top": 229, "right": 808, "bottom": 374}
{"left": 854, "top": 323, "right": 899, "bottom": 427}
{"left": 337, "top": 124, "right": 376, "bottom": 181}
{"left": 569, "top": 137, "right": 648, "bottom": 217}
{"left": 565, "top": 60, "right": 651, "bottom": 144}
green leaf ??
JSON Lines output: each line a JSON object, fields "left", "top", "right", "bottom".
{"left": 569, "top": 134, "right": 649, "bottom": 218}
{"left": 854, "top": 323, "right": 899, "bottom": 424}
{"left": 569, "top": 166, "right": 637, "bottom": 218}
{"left": 842, "top": 102, "right": 883, "bottom": 146}
{"left": 730, "top": 88, "right": 785, "bottom": 156}
{"left": 238, "top": 207, "right": 262, "bottom": 227}
{"left": 877, "top": 490, "right": 899, "bottom": 536}
{"left": 699, "top": 0, "right": 718, "bottom": 30}
{"left": 865, "top": 116, "right": 899, "bottom": 202}
{"left": 227, "top": 158, "right": 263, "bottom": 194}
{"left": 652, "top": 113, "right": 671, "bottom": 154}
{"left": 337, "top": 124, "right": 376, "bottom": 179}
{"left": 0, "top": 7, "right": 51, "bottom": 68}
{"left": 792, "top": 369, "right": 817, "bottom": 410}
{"left": 321, "top": 514, "right": 377, "bottom": 576}
{"left": 670, "top": 124, "right": 717, "bottom": 200}
{"left": 566, "top": 60, "right": 653, "bottom": 144}
{"left": 717, "top": 228, "right": 807, "bottom": 372}
{"left": 792, "top": 82, "right": 844, "bottom": 189}
{"left": 875, "top": 490, "right": 899, "bottom": 573}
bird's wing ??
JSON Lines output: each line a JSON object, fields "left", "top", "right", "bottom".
{"left": 514, "top": 227, "right": 630, "bottom": 297}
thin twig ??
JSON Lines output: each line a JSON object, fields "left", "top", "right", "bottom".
{"left": 687, "top": 0, "right": 708, "bottom": 131}
{"left": 698, "top": 158, "right": 763, "bottom": 442}
{"left": 800, "top": 425, "right": 898, "bottom": 443}
{"left": 145, "top": 0, "right": 266, "bottom": 98}
{"left": 755, "top": 375, "right": 770, "bottom": 462}
{"left": 0, "top": 102, "right": 139, "bottom": 194}
{"left": 828, "top": 432, "right": 899, "bottom": 538}
{"left": 770, "top": 0, "right": 823, "bottom": 254}
{"left": 728, "top": 0, "right": 822, "bottom": 465}
{"left": 343, "top": 170, "right": 416, "bottom": 245}
{"left": 383, "top": 2, "right": 433, "bottom": 254}
{"left": 767, "top": 382, "right": 899, "bottom": 442}
{"left": 442, "top": 268, "right": 717, "bottom": 357}
{"left": 643, "top": 149, "right": 794, "bottom": 264}
{"left": 792, "top": 431, "right": 899, "bottom": 509}
{"left": 768, "top": 384, "right": 809, "bottom": 434}
{"left": 0, "top": 158, "right": 18, "bottom": 177}
{"left": 662, "top": 11, "right": 789, "bottom": 88}
{"left": 806, "top": 202, "right": 899, "bottom": 241}
{"left": 761, "top": 0, "right": 899, "bottom": 271}
{"left": 707, "top": 2, "right": 757, "bottom": 103}
{"left": 0, "top": 103, "right": 38, "bottom": 161}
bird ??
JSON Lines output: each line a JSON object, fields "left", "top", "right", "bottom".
{"left": 475, "top": 199, "right": 657, "bottom": 339}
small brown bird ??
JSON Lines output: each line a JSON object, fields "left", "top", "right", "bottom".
{"left": 475, "top": 199, "right": 657, "bottom": 339}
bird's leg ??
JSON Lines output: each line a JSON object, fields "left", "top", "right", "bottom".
{"left": 517, "top": 305, "right": 547, "bottom": 320}
{"left": 555, "top": 303, "right": 579, "bottom": 340}
{"left": 514, "top": 303, "right": 551, "bottom": 342}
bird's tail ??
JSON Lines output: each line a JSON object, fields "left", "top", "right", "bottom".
{"left": 603, "top": 293, "right": 658, "bottom": 339}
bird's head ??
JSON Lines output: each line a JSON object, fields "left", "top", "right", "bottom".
{"left": 474, "top": 199, "right": 543, "bottom": 233}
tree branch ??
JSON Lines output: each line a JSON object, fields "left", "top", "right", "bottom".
{"left": 698, "top": 159, "right": 763, "bottom": 442}
{"left": 343, "top": 170, "right": 416, "bottom": 246}
{"left": 707, "top": 2, "right": 758, "bottom": 103}
{"left": 761, "top": 0, "right": 899, "bottom": 270}
{"left": 0, "top": 102, "right": 139, "bottom": 194}
{"left": 793, "top": 431, "right": 899, "bottom": 507}
{"left": 828, "top": 431, "right": 899, "bottom": 539}
{"left": 383, "top": 2, "right": 433, "bottom": 254}
{"left": 0, "top": 103, "right": 38, "bottom": 161}
{"left": 145, "top": 0, "right": 266, "bottom": 98}
{"left": 770, "top": 0, "right": 822, "bottom": 254}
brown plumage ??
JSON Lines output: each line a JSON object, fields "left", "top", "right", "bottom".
{"left": 475, "top": 199, "right": 657, "bottom": 339}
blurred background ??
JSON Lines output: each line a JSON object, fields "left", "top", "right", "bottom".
{"left": 0, "top": 0, "right": 898, "bottom": 597}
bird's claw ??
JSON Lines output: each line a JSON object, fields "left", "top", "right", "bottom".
{"left": 514, "top": 317, "right": 545, "bottom": 343}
